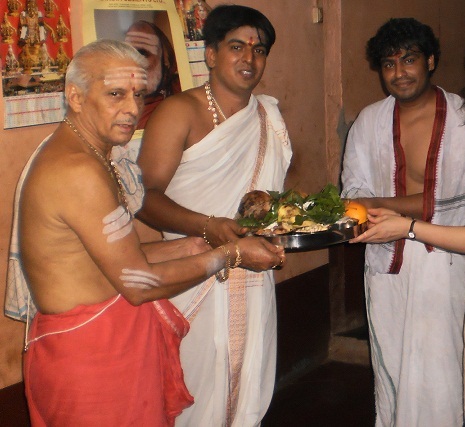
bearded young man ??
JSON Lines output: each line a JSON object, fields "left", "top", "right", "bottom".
{"left": 341, "top": 18, "right": 465, "bottom": 426}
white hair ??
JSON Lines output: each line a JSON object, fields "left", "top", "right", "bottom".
{"left": 65, "top": 39, "right": 148, "bottom": 97}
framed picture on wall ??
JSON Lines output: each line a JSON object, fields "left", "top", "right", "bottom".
{"left": 0, "top": 0, "right": 73, "bottom": 129}
{"left": 175, "top": 0, "right": 212, "bottom": 87}
{"left": 83, "top": 0, "right": 194, "bottom": 131}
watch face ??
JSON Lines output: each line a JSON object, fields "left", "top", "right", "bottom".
{"left": 408, "top": 219, "right": 416, "bottom": 239}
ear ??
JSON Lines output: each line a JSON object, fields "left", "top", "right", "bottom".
{"left": 205, "top": 45, "right": 217, "bottom": 69}
{"left": 427, "top": 55, "right": 435, "bottom": 72}
{"left": 65, "top": 83, "right": 84, "bottom": 113}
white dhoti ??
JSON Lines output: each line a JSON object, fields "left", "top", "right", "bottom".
{"left": 163, "top": 94, "right": 292, "bottom": 427}
{"left": 342, "top": 87, "right": 465, "bottom": 426}
{"left": 367, "top": 241, "right": 465, "bottom": 426}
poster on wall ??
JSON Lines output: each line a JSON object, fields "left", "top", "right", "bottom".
{"left": 82, "top": 0, "right": 197, "bottom": 133}
{"left": 1, "top": 0, "right": 73, "bottom": 129}
{"left": 175, "top": 0, "right": 211, "bottom": 87}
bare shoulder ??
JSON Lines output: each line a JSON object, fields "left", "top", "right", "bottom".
{"left": 24, "top": 135, "right": 114, "bottom": 218}
{"left": 141, "top": 86, "right": 207, "bottom": 155}
{"left": 160, "top": 86, "right": 204, "bottom": 110}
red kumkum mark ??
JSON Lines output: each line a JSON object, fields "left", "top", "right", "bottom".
{"left": 248, "top": 37, "right": 254, "bottom": 46}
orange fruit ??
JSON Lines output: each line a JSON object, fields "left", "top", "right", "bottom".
{"left": 344, "top": 200, "right": 368, "bottom": 223}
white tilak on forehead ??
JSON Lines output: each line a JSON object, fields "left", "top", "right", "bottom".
{"left": 102, "top": 206, "right": 133, "bottom": 243}
{"left": 103, "top": 67, "right": 148, "bottom": 86}
{"left": 125, "top": 32, "right": 161, "bottom": 56}
{"left": 120, "top": 268, "right": 161, "bottom": 289}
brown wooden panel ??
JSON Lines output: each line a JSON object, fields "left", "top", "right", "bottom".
{"left": 0, "top": 382, "right": 30, "bottom": 427}
{"left": 275, "top": 264, "right": 331, "bottom": 386}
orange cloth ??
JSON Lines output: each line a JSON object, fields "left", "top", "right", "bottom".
{"left": 23, "top": 295, "right": 193, "bottom": 427}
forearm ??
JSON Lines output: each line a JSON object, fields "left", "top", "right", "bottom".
{"left": 122, "top": 244, "right": 230, "bottom": 304}
{"left": 127, "top": 237, "right": 283, "bottom": 303}
{"left": 414, "top": 221, "right": 465, "bottom": 254}
{"left": 141, "top": 237, "right": 208, "bottom": 263}
{"left": 137, "top": 189, "right": 247, "bottom": 247}
{"left": 350, "top": 209, "right": 465, "bottom": 253}
{"left": 145, "top": 245, "right": 230, "bottom": 299}
{"left": 357, "top": 194, "right": 424, "bottom": 218}
{"left": 137, "top": 188, "right": 207, "bottom": 237}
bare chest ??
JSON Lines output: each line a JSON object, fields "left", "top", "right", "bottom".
{"left": 399, "top": 113, "right": 436, "bottom": 194}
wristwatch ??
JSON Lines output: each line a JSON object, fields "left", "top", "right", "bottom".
{"left": 408, "top": 219, "right": 417, "bottom": 240}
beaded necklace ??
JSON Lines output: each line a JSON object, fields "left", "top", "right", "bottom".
{"left": 204, "top": 81, "right": 227, "bottom": 127}
{"left": 63, "top": 116, "right": 128, "bottom": 209}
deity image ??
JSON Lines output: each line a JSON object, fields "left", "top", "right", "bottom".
{"left": 19, "top": 0, "right": 46, "bottom": 46}
{"left": 56, "top": 15, "right": 70, "bottom": 42}
{"left": 175, "top": 0, "right": 212, "bottom": 41}
{"left": 39, "top": 43, "right": 53, "bottom": 71}
{"left": 175, "top": 0, "right": 189, "bottom": 40}
{"left": 5, "top": 44, "right": 20, "bottom": 73}
{"left": 17, "top": 0, "right": 46, "bottom": 71}
{"left": 1, "top": 0, "right": 73, "bottom": 96}
{"left": 1, "top": 12, "right": 16, "bottom": 44}
{"left": 55, "top": 43, "right": 70, "bottom": 72}
{"left": 7, "top": 0, "right": 21, "bottom": 17}
{"left": 44, "top": 0, "right": 59, "bottom": 18}
{"left": 193, "top": 0, "right": 210, "bottom": 40}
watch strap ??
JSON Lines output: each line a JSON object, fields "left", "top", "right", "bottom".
{"left": 408, "top": 219, "right": 417, "bottom": 239}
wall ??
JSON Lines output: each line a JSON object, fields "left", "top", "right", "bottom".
{"left": 1, "top": 0, "right": 465, "bottom": 388}
{"left": 341, "top": 0, "right": 465, "bottom": 123}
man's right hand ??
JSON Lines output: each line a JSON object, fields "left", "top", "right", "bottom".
{"left": 203, "top": 216, "right": 248, "bottom": 247}
{"left": 236, "top": 237, "right": 285, "bottom": 272}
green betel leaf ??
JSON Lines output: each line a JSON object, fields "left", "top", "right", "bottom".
{"left": 236, "top": 184, "right": 345, "bottom": 229}
{"left": 304, "top": 184, "right": 345, "bottom": 224}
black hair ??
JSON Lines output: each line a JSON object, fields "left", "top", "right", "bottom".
{"left": 203, "top": 5, "right": 276, "bottom": 55}
{"left": 366, "top": 18, "right": 441, "bottom": 74}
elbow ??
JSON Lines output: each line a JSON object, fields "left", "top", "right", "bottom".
{"left": 122, "top": 292, "right": 147, "bottom": 307}
{"left": 120, "top": 287, "right": 164, "bottom": 306}
{"left": 120, "top": 281, "right": 174, "bottom": 306}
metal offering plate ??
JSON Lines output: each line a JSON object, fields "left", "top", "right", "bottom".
{"left": 258, "top": 218, "right": 367, "bottom": 252}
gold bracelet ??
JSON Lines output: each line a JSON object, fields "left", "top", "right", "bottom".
{"left": 231, "top": 244, "right": 242, "bottom": 269}
{"left": 203, "top": 215, "right": 214, "bottom": 246}
{"left": 216, "top": 244, "right": 230, "bottom": 282}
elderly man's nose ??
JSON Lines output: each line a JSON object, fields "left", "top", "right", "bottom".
{"left": 124, "top": 95, "right": 140, "bottom": 116}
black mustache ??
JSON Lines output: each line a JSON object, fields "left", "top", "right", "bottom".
{"left": 392, "top": 78, "right": 414, "bottom": 84}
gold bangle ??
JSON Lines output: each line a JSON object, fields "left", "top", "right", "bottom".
{"left": 216, "top": 244, "right": 230, "bottom": 282}
{"left": 231, "top": 244, "right": 242, "bottom": 269}
{"left": 203, "top": 215, "right": 214, "bottom": 246}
